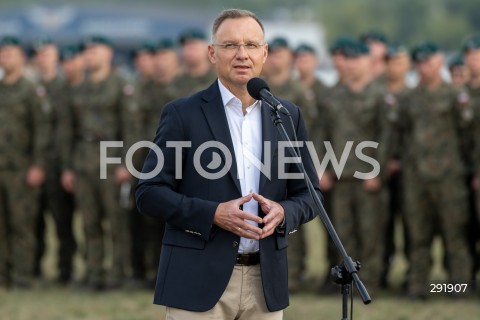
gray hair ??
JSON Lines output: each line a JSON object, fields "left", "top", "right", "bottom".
{"left": 212, "top": 9, "right": 265, "bottom": 42}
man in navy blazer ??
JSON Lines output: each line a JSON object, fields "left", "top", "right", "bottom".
{"left": 136, "top": 8, "right": 321, "bottom": 320}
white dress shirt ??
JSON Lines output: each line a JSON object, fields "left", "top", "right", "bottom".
{"left": 218, "top": 79, "right": 262, "bottom": 254}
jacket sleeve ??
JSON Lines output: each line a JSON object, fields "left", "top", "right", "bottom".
{"left": 135, "top": 102, "right": 218, "bottom": 241}
{"left": 277, "top": 104, "right": 323, "bottom": 235}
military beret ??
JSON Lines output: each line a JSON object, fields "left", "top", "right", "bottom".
{"left": 448, "top": 52, "right": 464, "bottom": 68}
{"left": 84, "top": 35, "right": 113, "bottom": 48}
{"left": 462, "top": 34, "right": 480, "bottom": 53}
{"left": 385, "top": 44, "right": 408, "bottom": 60}
{"left": 294, "top": 43, "right": 316, "bottom": 55}
{"left": 59, "top": 44, "right": 84, "bottom": 62}
{"left": 360, "top": 31, "right": 388, "bottom": 44}
{"left": 178, "top": 28, "right": 207, "bottom": 45}
{"left": 156, "top": 38, "right": 175, "bottom": 52}
{"left": 343, "top": 40, "right": 370, "bottom": 58}
{"left": 130, "top": 41, "right": 156, "bottom": 59}
{"left": 329, "top": 36, "right": 356, "bottom": 55}
{"left": 268, "top": 37, "right": 289, "bottom": 52}
{"left": 411, "top": 41, "right": 440, "bottom": 62}
{"left": 32, "top": 36, "right": 55, "bottom": 53}
{"left": 0, "top": 35, "right": 22, "bottom": 48}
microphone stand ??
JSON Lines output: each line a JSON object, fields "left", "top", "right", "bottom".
{"left": 266, "top": 105, "right": 372, "bottom": 319}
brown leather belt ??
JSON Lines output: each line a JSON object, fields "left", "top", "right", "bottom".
{"left": 236, "top": 252, "right": 260, "bottom": 266}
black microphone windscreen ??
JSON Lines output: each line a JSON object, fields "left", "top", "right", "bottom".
{"left": 247, "top": 77, "right": 270, "bottom": 100}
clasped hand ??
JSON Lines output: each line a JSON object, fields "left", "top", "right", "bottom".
{"left": 213, "top": 193, "right": 285, "bottom": 240}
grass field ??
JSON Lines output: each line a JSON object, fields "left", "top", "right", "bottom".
{"left": 1, "top": 214, "right": 479, "bottom": 320}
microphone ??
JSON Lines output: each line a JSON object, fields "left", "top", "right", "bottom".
{"left": 247, "top": 77, "right": 290, "bottom": 116}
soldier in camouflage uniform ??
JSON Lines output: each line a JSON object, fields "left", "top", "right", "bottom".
{"left": 360, "top": 31, "right": 389, "bottom": 89}
{"left": 263, "top": 37, "right": 316, "bottom": 292}
{"left": 463, "top": 35, "right": 480, "bottom": 279}
{"left": 174, "top": 29, "right": 216, "bottom": 97}
{"left": 378, "top": 45, "right": 412, "bottom": 289}
{"left": 399, "top": 42, "right": 472, "bottom": 298}
{"left": 59, "top": 35, "right": 141, "bottom": 290}
{"left": 448, "top": 52, "right": 471, "bottom": 88}
{"left": 0, "top": 36, "right": 50, "bottom": 289}
{"left": 31, "top": 38, "right": 77, "bottom": 284}
{"left": 128, "top": 39, "right": 180, "bottom": 286}
{"left": 317, "top": 40, "right": 388, "bottom": 292}
{"left": 293, "top": 43, "right": 337, "bottom": 292}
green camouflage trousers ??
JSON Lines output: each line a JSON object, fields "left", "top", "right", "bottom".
{"left": 75, "top": 170, "right": 130, "bottom": 286}
{"left": 404, "top": 172, "right": 472, "bottom": 295}
{"left": 332, "top": 179, "right": 387, "bottom": 290}
{"left": 0, "top": 170, "right": 39, "bottom": 287}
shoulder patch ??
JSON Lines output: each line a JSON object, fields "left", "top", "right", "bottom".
{"left": 36, "top": 86, "right": 47, "bottom": 97}
{"left": 384, "top": 93, "right": 397, "bottom": 106}
{"left": 123, "top": 84, "right": 135, "bottom": 96}
{"left": 457, "top": 91, "right": 470, "bottom": 104}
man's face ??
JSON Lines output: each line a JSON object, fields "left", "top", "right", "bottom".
{"left": 332, "top": 52, "right": 347, "bottom": 79}
{"left": 294, "top": 52, "right": 317, "bottom": 77}
{"left": 465, "top": 49, "right": 480, "bottom": 77}
{"left": 267, "top": 47, "right": 292, "bottom": 74}
{"left": 386, "top": 52, "right": 410, "bottom": 82}
{"left": 450, "top": 65, "right": 470, "bottom": 87}
{"left": 0, "top": 45, "right": 24, "bottom": 73}
{"left": 154, "top": 50, "right": 180, "bottom": 78}
{"left": 416, "top": 54, "right": 443, "bottom": 83}
{"left": 208, "top": 17, "right": 267, "bottom": 88}
{"left": 346, "top": 55, "right": 370, "bottom": 81}
{"left": 61, "top": 54, "right": 84, "bottom": 78}
{"left": 182, "top": 40, "right": 208, "bottom": 68}
{"left": 367, "top": 40, "right": 387, "bottom": 61}
{"left": 135, "top": 52, "right": 154, "bottom": 77}
{"left": 35, "top": 45, "right": 58, "bottom": 72}
{"left": 84, "top": 44, "right": 112, "bottom": 71}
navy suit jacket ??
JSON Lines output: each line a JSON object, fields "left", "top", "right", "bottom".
{"left": 135, "top": 80, "right": 321, "bottom": 312}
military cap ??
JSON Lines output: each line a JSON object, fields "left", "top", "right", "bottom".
{"left": 385, "top": 44, "right": 408, "bottom": 60}
{"left": 448, "top": 52, "right": 464, "bottom": 68}
{"left": 360, "top": 30, "right": 388, "bottom": 44}
{"left": 130, "top": 41, "right": 156, "bottom": 59}
{"left": 59, "top": 44, "right": 84, "bottom": 61}
{"left": 268, "top": 37, "right": 289, "bottom": 52}
{"left": 329, "top": 36, "right": 356, "bottom": 55}
{"left": 411, "top": 41, "right": 440, "bottom": 62}
{"left": 32, "top": 36, "right": 55, "bottom": 53}
{"left": 343, "top": 40, "right": 370, "bottom": 58}
{"left": 0, "top": 35, "right": 22, "bottom": 48}
{"left": 156, "top": 38, "right": 175, "bottom": 52}
{"left": 84, "top": 35, "right": 113, "bottom": 48}
{"left": 178, "top": 28, "right": 206, "bottom": 45}
{"left": 294, "top": 43, "right": 316, "bottom": 55}
{"left": 462, "top": 34, "right": 480, "bottom": 52}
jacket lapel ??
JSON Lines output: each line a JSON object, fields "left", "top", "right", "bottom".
{"left": 200, "top": 82, "right": 242, "bottom": 195}
{"left": 259, "top": 101, "right": 278, "bottom": 193}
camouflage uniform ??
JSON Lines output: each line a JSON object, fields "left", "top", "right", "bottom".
{"left": 128, "top": 77, "right": 177, "bottom": 283}
{"left": 303, "top": 79, "right": 340, "bottom": 289}
{"left": 60, "top": 71, "right": 141, "bottom": 288}
{"left": 173, "top": 68, "right": 216, "bottom": 98}
{"left": 270, "top": 77, "right": 317, "bottom": 291}
{"left": 318, "top": 82, "right": 388, "bottom": 290}
{"left": 468, "top": 85, "right": 480, "bottom": 276}
{"left": 0, "top": 77, "right": 50, "bottom": 287}
{"left": 379, "top": 87, "right": 411, "bottom": 287}
{"left": 271, "top": 78, "right": 318, "bottom": 136}
{"left": 399, "top": 83, "right": 472, "bottom": 295}
{"left": 34, "top": 76, "right": 76, "bottom": 282}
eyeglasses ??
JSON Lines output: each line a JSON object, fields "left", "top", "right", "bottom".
{"left": 212, "top": 42, "right": 265, "bottom": 52}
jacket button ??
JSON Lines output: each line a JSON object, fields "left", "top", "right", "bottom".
{"left": 232, "top": 241, "right": 238, "bottom": 248}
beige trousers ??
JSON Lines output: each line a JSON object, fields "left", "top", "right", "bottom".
{"left": 165, "top": 265, "right": 283, "bottom": 320}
